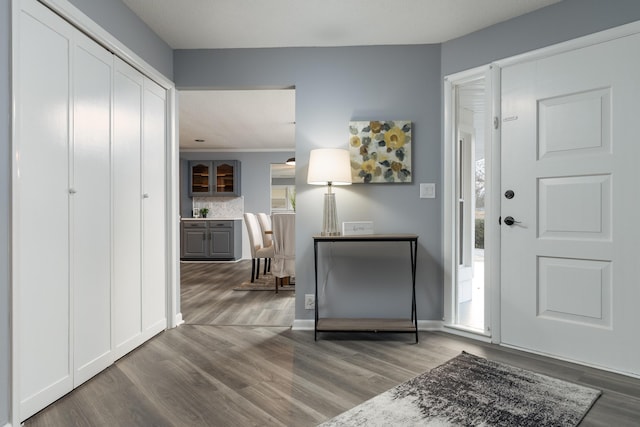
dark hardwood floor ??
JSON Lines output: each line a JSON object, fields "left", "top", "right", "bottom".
{"left": 24, "top": 261, "right": 640, "bottom": 426}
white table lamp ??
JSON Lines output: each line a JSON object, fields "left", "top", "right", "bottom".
{"left": 307, "top": 148, "right": 352, "bottom": 236}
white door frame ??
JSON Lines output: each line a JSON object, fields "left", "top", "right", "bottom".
{"left": 10, "top": 0, "right": 180, "bottom": 424}
{"left": 444, "top": 19, "right": 640, "bottom": 357}
{"left": 443, "top": 64, "right": 501, "bottom": 342}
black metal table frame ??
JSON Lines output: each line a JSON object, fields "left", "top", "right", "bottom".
{"left": 313, "top": 234, "right": 419, "bottom": 342}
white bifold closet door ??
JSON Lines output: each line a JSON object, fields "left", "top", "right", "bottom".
{"left": 112, "top": 58, "right": 167, "bottom": 359}
{"left": 17, "top": 1, "right": 113, "bottom": 417}
{"left": 72, "top": 29, "right": 114, "bottom": 387}
{"left": 142, "top": 78, "right": 168, "bottom": 336}
{"left": 112, "top": 58, "right": 144, "bottom": 358}
{"left": 17, "top": 3, "right": 74, "bottom": 418}
{"left": 16, "top": 0, "right": 167, "bottom": 420}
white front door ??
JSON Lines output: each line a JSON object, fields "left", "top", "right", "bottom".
{"left": 501, "top": 33, "right": 640, "bottom": 376}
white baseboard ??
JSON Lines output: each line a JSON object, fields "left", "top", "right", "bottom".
{"left": 292, "top": 319, "right": 314, "bottom": 330}
{"left": 443, "top": 325, "right": 493, "bottom": 342}
{"left": 5, "top": 422, "right": 13, "bottom": 427}
{"left": 174, "top": 312, "right": 184, "bottom": 327}
{"left": 417, "top": 320, "right": 444, "bottom": 331}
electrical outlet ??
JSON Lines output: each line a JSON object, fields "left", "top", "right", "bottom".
{"left": 305, "top": 294, "right": 315, "bottom": 310}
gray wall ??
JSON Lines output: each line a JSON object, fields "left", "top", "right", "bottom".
{"left": 174, "top": 45, "right": 444, "bottom": 320}
{"left": 174, "top": 1, "right": 640, "bottom": 322}
{"left": 68, "top": 0, "right": 173, "bottom": 79}
{"left": 1, "top": 2, "right": 10, "bottom": 425}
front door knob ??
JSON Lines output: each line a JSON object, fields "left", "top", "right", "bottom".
{"left": 503, "top": 216, "right": 521, "bottom": 226}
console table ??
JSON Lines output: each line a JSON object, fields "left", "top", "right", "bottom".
{"left": 312, "top": 234, "right": 419, "bottom": 342}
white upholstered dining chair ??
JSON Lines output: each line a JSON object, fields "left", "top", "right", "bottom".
{"left": 243, "top": 213, "right": 274, "bottom": 282}
{"left": 256, "top": 212, "right": 273, "bottom": 274}
{"left": 256, "top": 213, "right": 273, "bottom": 248}
{"left": 271, "top": 212, "right": 295, "bottom": 293}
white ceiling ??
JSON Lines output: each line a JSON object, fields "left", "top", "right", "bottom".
{"left": 122, "top": 0, "right": 562, "bottom": 151}
{"left": 179, "top": 89, "right": 296, "bottom": 151}
{"left": 122, "top": 0, "right": 561, "bottom": 50}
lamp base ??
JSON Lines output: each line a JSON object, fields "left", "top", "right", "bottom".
{"left": 321, "top": 192, "right": 341, "bottom": 236}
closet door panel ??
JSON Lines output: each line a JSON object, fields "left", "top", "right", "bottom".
{"left": 17, "top": 2, "right": 73, "bottom": 419}
{"left": 142, "top": 79, "right": 167, "bottom": 335}
{"left": 72, "top": 32, "right": 113, "bottom": 385}
{"left": 113, "top": 59, "right": 143, "bottom": 358}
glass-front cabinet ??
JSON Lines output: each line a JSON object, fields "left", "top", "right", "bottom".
{"left": 213, "top": 161, "right": 240, "bottom": 196}
{"left": 189, "top": 161, "right": 211, "bottom": 196}
{"left": 189, "top": 160, "right": 241, "bottom": 196}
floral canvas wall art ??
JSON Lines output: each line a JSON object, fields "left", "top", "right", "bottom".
{"left": 349, "top": 120, "right": 412, "bottom": 183}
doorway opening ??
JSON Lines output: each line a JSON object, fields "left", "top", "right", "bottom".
{"left": 177, "top": 88, "right": 296, "bottom": 327}
{"left": 270, "top": 163, "right": 296, "bottom": 213}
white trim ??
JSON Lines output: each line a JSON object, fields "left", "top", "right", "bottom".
{"left": 174, "top": 312, "right": 184, "bottom": 327}
{"left": 487, "top": 64, "right": 501, "bottom": 344}
{"left": 443, "top": 325, "right": 492, "bottom": 343}
{"left": 442, "top": 77, "right": 455, "bottom": 328}
{"left": 166, "top": 79, "right": 180, "bottom": 329}
{"left": 442, "top": 65, "right": 496, "bottom": 336}
{"left": 417, "top": 320, "right": 444, "bottom": 331}
{"left": 11, "top": 2, "right": 21, "bottom": 424}
{"left": 443, "top": 63, "right": 491, "bottom": 85}
{"left": 4, "top": 422, "right": 13, "bottom": 427}
{"left": 292, "top": 319, "right": 314, "bottom": 330}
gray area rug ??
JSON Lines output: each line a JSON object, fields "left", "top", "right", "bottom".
{"left": 319, "top": 351, "right": 601, "bottom": 427}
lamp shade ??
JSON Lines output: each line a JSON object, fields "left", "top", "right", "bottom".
{"left": 307, "top": 148, "right": 352, "bottom": 185}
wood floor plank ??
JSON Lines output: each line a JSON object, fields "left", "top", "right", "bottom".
{"left": 23, "top": 261, "right": 640, "bottom": 426}
{"left": 181, "top": 260, "right": 294, "bottom": 326}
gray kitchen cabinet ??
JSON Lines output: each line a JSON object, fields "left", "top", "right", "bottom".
{"left": 182, "top": 221, "right": 208, "bottom": 258}
{"left": 181, "top": 219, "right": 242, "bottom": 260}
{"left": 188, "top": 160, "right": 241, "bottom": 197}
{"left": 188, "top": 161, "right": 212, "bottom": 196}
{"left": 212, "top": 160, "right": 241, "bottom": 196}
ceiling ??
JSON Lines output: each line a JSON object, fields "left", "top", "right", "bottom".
{"left": 121, "top": 0, "right": 562, "bottom": 151}
{"left": 122, "top": 0, "right": 561, "bottom": 50}
{"left": 179, "top": 89, "right": 295, "bottom": 151}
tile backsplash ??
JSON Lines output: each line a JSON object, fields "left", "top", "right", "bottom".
{"left": 192, "top": 196, "right": 244, "bottom": 218}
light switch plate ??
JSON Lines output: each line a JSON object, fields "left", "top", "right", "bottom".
{"left": 420, "top": 183, "right": 435, "bottom": 198}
